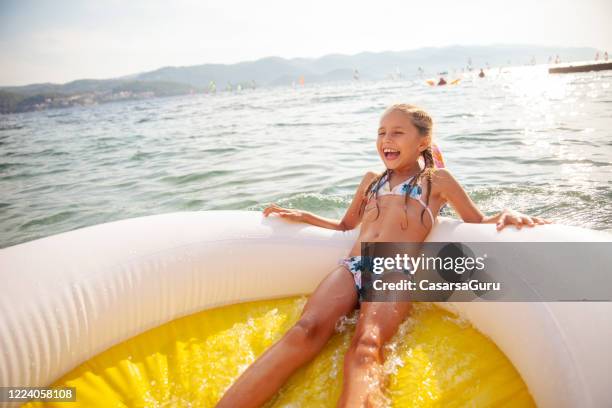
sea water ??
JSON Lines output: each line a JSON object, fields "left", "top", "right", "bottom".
{"left": 1, "top": 65, "right": 611, "bottom": 247}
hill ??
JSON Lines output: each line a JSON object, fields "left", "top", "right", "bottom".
{"left": 0, "top": 44, "right": 596, "bottom": 114}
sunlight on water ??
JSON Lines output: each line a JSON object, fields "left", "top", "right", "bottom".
{"left": 1, "top": 68, "right": 611, "bottom": 247}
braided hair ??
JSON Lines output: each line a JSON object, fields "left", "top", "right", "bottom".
{"left": 358, "top": 168, "right": 391, "bottom": 221}
{"left": 358, "top": 104, "right": 436, "bottom": 229}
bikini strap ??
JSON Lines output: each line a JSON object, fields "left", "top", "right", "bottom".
{"left": 376, "top": 170, "right": 436, "bottom": 225}
{"left": 411, "top": 174, "right": 436, "bottom": 226}
{"left": 401, "top": 172, "right": 435, "bottom": 226}
{"left": 373, "top": 170, "right": 394, "bottom": 195}
{"left": 409, "top": 199, "right": 435, "bottom": 226}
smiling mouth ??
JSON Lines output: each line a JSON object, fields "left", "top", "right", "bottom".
{"left": 383, "top": 147, "right": 400, "bottom": 160}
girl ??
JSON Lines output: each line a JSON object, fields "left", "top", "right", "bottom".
{"left": 216, "top": 103, "right": 551, "bottom": 407}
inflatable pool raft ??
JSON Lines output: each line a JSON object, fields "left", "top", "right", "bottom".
{"left": 1, "top": 210, "right": 611, "bottom": 407}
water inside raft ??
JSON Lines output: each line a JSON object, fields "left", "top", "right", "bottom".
{"left": 24, "top": 297, "right": 534, "bottom": 407}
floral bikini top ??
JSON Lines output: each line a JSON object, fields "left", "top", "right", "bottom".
{"left": 366, "top": 143, "right": 445, "bottom": 226}
{"left": 371, "top": 171, "right": 435, "bottom": 225}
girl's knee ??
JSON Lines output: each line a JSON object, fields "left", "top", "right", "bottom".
{"left": 286, "top": 314, "right": 330, "bottom": 347}
{"left": 347, "top": 330, "right": 382, "bottom": 366}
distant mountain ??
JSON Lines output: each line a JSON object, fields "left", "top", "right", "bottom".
{"left": 0, "top": 80, "right": 199, "bottom": 114}
{"left": 0, "top": 44, "right": 597, "bottom": 114}
{"left": 132, "top": 44, "right": 596, "bottom": 86}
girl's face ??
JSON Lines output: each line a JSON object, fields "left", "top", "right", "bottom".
{"left": 377, "top": 109, "right": 428, "bottom": 171}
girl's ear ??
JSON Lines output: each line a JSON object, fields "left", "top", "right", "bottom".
{"left": 418, "top": 140, "right": 431, "bottom": 153}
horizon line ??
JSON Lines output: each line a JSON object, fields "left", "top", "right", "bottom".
{"left": 0, "top": 42, "right": 598, "bottom": 88}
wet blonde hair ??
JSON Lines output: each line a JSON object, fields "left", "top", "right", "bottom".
{"left": 359, "top": 104, "right": 436, "bottom": 228}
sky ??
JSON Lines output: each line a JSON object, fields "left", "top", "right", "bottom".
{"left": 1, "top": 0, "right": 611, "bottom": 86}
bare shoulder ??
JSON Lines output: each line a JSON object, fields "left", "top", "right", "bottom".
{"left": 358, "top": 171, "right": 380, "bottom": 194}
{"left": 362, "top": 171, "right": 379, "bottom": 183}
{"left": 430, "top": 168, "right": 458, "bottom": 194}
{"left": 431, "top": 168, "right": 454, "bottom": 183}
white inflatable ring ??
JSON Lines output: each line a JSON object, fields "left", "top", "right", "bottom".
{"left": 1, "top": 211, "right": 611, "bottom": 407}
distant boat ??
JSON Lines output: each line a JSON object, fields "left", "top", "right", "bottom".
{"left": 426, "top": 78, "right": 461, "bottom": 86}
{"left": 549, "top": 61, "right": 612, "bottom": 74}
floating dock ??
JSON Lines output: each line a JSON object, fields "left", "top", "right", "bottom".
{"left": 549, "top": 61, "right": 612, "bottom": 74}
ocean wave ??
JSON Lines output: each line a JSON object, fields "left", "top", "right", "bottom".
{"left": 160, "top": 170, "right": 230, "bottom": 185}
{"left": 272, "top": 121, "right": 340, "bottom": 127}
{"left": 0, "top": 124, "right": 25, "bottom": 131}
{"left": 19, "top": 211, "right": 76, "bottom": 229}
{"left": 254, "top": 192, "right": 348, "bottom": 213}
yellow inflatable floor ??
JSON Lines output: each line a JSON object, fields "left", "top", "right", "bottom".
{"left": 24, "top": 297, "right": 534, "bottom": 407}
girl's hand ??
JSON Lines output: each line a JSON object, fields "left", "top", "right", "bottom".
{"left": 496, "top": 209, "right": 553, "bottom": 231}
{"left": 262, "top": 203, "right": 306, "bottom": 222}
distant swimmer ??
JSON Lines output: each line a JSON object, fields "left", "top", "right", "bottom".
{"left": 478, "top": 69, "right": 485, "bottom": 78}
{"left": 437, "top": 77, "right": 447, "bottom": 86}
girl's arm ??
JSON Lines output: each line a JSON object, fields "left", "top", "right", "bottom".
{"left": 434, "top": 169, "right": 552, "bottom": 231}
{"left": 262, "top": 172, "right": 377, "bottom": 231}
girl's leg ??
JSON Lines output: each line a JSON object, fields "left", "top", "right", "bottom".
{"left": 216, "top": 265, "right": 358, "bottom": 408}
{"left": 338, "top": 300, "right": 412, "bottom": 407}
